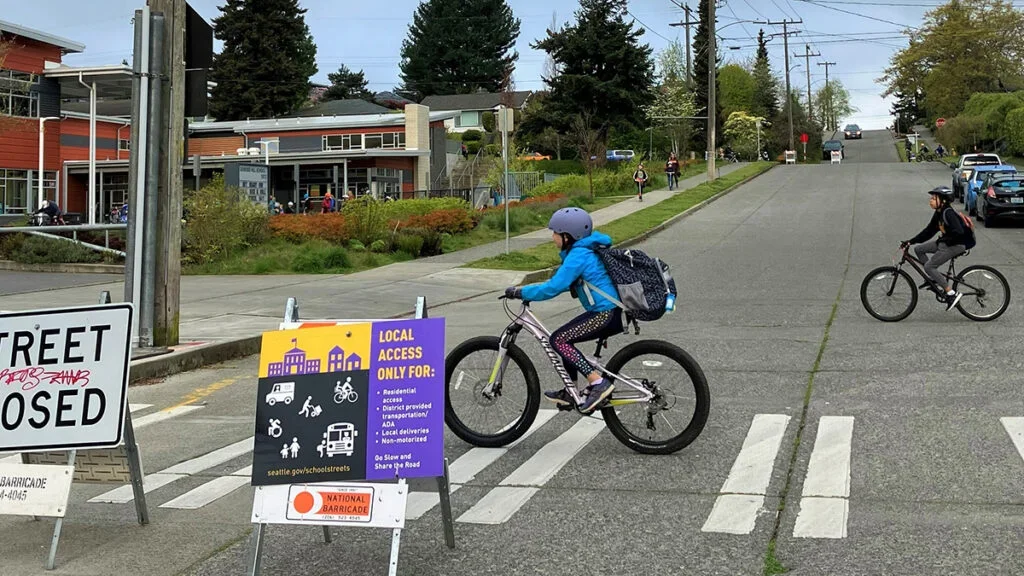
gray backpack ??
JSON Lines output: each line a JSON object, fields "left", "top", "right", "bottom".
{"left": 582, "top": 246, "right": 678, "bottom": 322}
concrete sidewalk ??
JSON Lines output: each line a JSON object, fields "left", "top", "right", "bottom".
{"left": 0, "top": 163, "right": 746, "bottom": 348}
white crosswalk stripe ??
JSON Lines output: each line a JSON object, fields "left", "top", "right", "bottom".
{"left": 406, "top": 410, "right": 558, "bottom": 520}
{"left": 132, "top": 405, "right": 205, "bottom": 429}
{"left": 1001, "top": 417, "right": 1024, "bottom": 463}
{"left": 160, "top": 466, "right": 253, "bottom": 510}
{"left": 702, "top": 414, "right": 791, "bottom": 534}
{"left": 793, "top": 416, "right": 854, "bottom": 539}
{"left": 457, "top": 414, "right": 605, "bottom": 525}
{"left": 89, "top": 438, "right": 253, "bottom": 504}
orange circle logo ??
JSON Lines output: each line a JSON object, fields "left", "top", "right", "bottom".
{"left": 292, "top": 490, "right": 315, "bottom": 514}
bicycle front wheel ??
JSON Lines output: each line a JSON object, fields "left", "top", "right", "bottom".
{"left": 955, "top": 265, "right": 1010, "bottom": 321}
{"left": 601, "top": 340, "right": 710, "bottom": 455}
{"left": 445, "top": 336, "right": 540, "bottom": 448}
{"left": 860, "top": 266, "right": 918, "bottom": 322}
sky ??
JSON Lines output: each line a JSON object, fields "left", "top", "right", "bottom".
{"left": 0, "top": 0, "right": 949, "bottom": 129}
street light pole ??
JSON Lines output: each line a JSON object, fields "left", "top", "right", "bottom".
{"left": 796, "top": 44, "right": 820, "bottom": 122}
{"left": 707, "top": 0, "right": 716, "bottom": 181}
{"left": 818, "top": 61, "right": 837, "bottom": 131}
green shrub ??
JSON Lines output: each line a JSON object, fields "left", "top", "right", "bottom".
{"left": 183, "top": 174, "right": 270, "bottom": 265}
{"left": 290, "top": 244, "right": 351, "bottom": 273}
{"left": 369, "top": 239, "right": 388, "bottom": 253}
{"left": 483, "top": 143, "right": 501, "bottom": 156}
{"left": 342, "top": 196, "right": 389, "bottom": 246}
{"left": 348, "top": 239, "right": 366, "bottom": 251}
{"left": 465, "top": 141, "right": 482, "bottom": 155}
{"left": 533, "top": 159, "right": 585, "bottom": 174}
{"left": 395, "top": 232, "right": 424, "bottom": 257}
{"left": 402, "top": 227, "right": 443, "bottom": 256}
{"left": 479, "top": 207, "right": 541, "bottom": 234}
{"left": 7, "top": 235, "right": 103, "bottom": 264}
{"left": 382, "top": 198, "right": 469, "bottom": 221}
{"left": 461, "top": 129, "right": 483, "bottom": 142}
{"left": 482, "top": 112, "right": 495, "bottom": 133}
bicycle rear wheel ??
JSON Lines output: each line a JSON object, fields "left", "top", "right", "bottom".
{"left": 600, "top": 340, "right": 710, "bottom": 455}
{"left": 860, "top": 266, "right": 918, "bottom": 322}
{"left": 444, "top": 336, "right": 540, "bottom": 448}
{"left": 955, "top": 265, "right": 1010, "bottom": 321}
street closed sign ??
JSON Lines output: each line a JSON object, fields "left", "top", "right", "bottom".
{"left": 0, "top": 305, "right": 133, "bottom": 452}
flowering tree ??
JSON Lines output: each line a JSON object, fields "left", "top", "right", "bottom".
{"left": 646, "top": 41, "right": 697, "bottom": 155}
{"left": 724, "top": 111, "right": 768, "bottom": 160}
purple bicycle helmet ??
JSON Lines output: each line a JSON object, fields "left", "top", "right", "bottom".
{"left": 548, "top": 207, "right": 592, "bottom": 240}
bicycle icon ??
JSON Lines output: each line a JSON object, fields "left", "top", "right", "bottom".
{"left": 334, "top": 377, "right": 358, "bottom": 404}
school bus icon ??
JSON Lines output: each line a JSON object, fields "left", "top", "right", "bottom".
{"left": 324, "top": 423, "right": 358, "bottom": 457}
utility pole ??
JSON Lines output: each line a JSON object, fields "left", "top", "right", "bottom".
{"left": 819, "top": 61, "right": 836, "bottom": 131}
{"left": 706, "top": 0, "right": 716, "bottom": 180}
{"left": 150, "top": 0, "right": 186, "bottom": 346}
{"left": 796, "top": 44, "right": 820, "bottom": 122}
{"left": 669, "top": 3, "right": 697, "bottom": 85}
{"left": 756, "top": 19, "right": 802, "bottom": 152}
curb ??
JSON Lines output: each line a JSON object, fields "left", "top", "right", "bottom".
{"left": 522, "top": 164, "right": 776, "bottom": 284}
{"left": 0, "top": 260, "right": 124, "bottom": 274}
{"left": 128, "top": 336, "right": 262, "bottom": 384}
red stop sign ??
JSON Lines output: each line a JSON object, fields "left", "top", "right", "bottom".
{"left": 800, "top": 133, "right": 809, "bottom": 144}
{"left": 936, "top": 118, "right": 946, "bottom": 128}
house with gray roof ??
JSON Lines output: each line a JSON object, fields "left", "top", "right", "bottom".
{"left": 419, "top": 90, "right": 532, "bottom": 133}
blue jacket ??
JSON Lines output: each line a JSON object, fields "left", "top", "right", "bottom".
{"left": 520, "top": 231, "right": 620, "bottom": 312}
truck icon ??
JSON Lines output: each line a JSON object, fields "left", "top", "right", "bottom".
{"left": 265, "top": 382, "right": 295, "bottom": 406}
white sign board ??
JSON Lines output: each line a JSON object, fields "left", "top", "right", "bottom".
{"left": 0, "top": 463, "right": 74, "bottom": 517}
{"left": 831, "top": 150, "right": 842, "bottom": 164}
{"left": 0, "top": 304, "right": 133, "bottom": 453}
{"left": 252, "top": 482, "right": 407, "bottom": 529}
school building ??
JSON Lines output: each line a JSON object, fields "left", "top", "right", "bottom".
{"left": 0, "top": 19, "right": 453, "bottom": 224}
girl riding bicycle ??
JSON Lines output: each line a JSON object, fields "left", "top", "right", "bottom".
{"left": 505, "top": 207, "right": 622, "bottom": 413}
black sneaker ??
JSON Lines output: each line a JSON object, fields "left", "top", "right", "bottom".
{"left": 945, "top": 292, "right": 963, "bottom": 311}
{"left": 578, "top": 380, "right": 614, "bottom": 414}
{"left": 543, "top": 389, "right": 573, "bottom": 406}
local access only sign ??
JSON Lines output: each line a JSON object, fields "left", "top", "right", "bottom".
{"left": 0, "top": 305, "right": 133, "bottom": 452}
{"left": 251, "top": 318, "right": 445, "bottom": 486}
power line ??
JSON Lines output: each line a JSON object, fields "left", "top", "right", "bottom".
{"left": 625, "top": 8, "right": 674, "bottom": 43}
{"left": 792, "top": 0, "right": 920, "bottom": 30}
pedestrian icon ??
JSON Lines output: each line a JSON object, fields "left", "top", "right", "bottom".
{"left": 299, "top": 395, "right": 322, "bottom": 418}
{"left": 289, "top": 437, "right": 300, "bottom": 458}
{"left": 268, "top": 418, "right": 282, "bottom": 438}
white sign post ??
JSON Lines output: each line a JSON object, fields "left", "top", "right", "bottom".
{"left": 0, "top": 300, "right": 145, "bottom": 570}
{"left": 831, "top": 150, "right": 842, "bottom": 165}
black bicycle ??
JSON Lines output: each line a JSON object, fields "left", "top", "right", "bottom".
{"left": 860, "top": 245, "right": 1010, "bottom": 322}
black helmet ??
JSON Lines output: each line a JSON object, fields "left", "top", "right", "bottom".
{"left": 928, "top": 186, "right": 954, "bottom": 202}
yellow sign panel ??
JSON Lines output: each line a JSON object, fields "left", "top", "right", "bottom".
{"left": 258, "top": 323, "right": 372, "bottom": 378}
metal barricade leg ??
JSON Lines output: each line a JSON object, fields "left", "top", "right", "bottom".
{"left": 45, "top": 449, "right": 76, "bottom": 570}
{"left": 388, "top": 527, "right": 402, "bottom": 576}
{"left": 436, "top": 457, "right": 456, "bottom": 549}
{"left": 322, "top": 525, "right": 332, "bottom": 543}
{"left": 247, "top": 523, "right": 266, "bottom": 576}
{"left": 122, "top": 410, "right": 149, "bottom": 525}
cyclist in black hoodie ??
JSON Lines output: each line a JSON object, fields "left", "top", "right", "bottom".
{"left": 901, "top": 186, "right": 966, "bottom": 311}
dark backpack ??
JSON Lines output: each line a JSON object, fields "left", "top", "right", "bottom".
{"left": 946, "top": 207, "right": 976, "bottom": 249}
{"left": 584, "top": 247, "right": 678, "bottom": 322}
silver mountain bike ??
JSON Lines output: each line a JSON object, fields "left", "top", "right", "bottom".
{"left": 444, "top": 297, "right": 710, "bottom": 455}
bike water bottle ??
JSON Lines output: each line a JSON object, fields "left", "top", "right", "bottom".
{"left": 665, "top": 293, "right": 676, "bottom": 313}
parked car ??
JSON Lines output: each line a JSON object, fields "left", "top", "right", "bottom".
{"left": 606, "top": 149, "right": 635, "bottom": 162}
{"left": 964, "top": 164, "right": 1017, "bottom": 215}
{"left": 950, "top": 153, "right": 1002, "bottom": 201}
{"left": 822, "top": 140, "right": 845, "bottom": 160}
{"left": 975, "top": 174, "right": 1024, "bottom": 227}
{"left": 843, "top": 124, "right": 862, "bottom": 139}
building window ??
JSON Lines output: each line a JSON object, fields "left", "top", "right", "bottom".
{"left": 364, "top": 134, "right": 383, "bottom": 149}
{"left": 455, "top": 111, "right": 480, "bottom": 128}
{"left": 0, "top": 169, "right": 55, "bottom": 214}
{"left": 323, "top": 132, "right": 403, "bottom": 152}
{"left": 0, "top": 69, "right": 40, "bottom": 118}
{"left": 322, "top": 133, "right": 364, "bottom": 151}
{"left": 119, "top": 139, "right": 131, "bottom": 151}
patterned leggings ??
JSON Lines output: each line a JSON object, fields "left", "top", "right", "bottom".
{"left": 550, "top": 309, "right": 624, "bottom": 381}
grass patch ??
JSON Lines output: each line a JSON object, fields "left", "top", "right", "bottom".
{"left": 183, "top": 238, "right": 412, "bottom": 275}
{"left": 763, "top": 541, "right": 787, "bottom": 575}
{"left": 467, "top": 161, "right": 775, "bottom": 271}
{"left": 895, "top": 142, "right": 909, "bottom": 162}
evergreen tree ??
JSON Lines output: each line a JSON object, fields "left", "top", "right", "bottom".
{"left": 322, "top": 65, "right": 374, "bottom": 102}
{"left": 532, "top": 0, "right": 654, "bottom": 135}
{"left": 399, "top": 0, "right": 520, "bottom": 99}
{"left": 208, "top": 0, "right": 317, "bottom": 121}
{"left": 751, "top": 29, "right": 780, "bottom": 120}
{"left": 691, "top": 0, "right": 722, "bottom": 151}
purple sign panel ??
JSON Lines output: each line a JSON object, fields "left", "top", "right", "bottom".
{"left": 365, "top": 318, "right": 445, "bottom": 480}
{"left": 251, "top": 318, "right": 445, "bottom": 486}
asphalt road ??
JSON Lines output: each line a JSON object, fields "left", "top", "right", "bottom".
{"left": 0, "top": 270, "right": 115, "bottom": 297}
{"left": 3, "top": 131, "right": 1023, "bottom": 576}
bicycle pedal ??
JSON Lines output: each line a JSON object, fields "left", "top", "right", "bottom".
{"left": 556, "top": 402, "right": 576, "bottom": 412}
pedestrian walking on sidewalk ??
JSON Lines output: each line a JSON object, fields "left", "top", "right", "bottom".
{"left": 633, "top": 164, "right": 648, "bottom": 202}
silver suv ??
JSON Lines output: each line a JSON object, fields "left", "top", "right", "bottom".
{"left": 951, "top": 153, "right": 1002, "bottom": 201}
